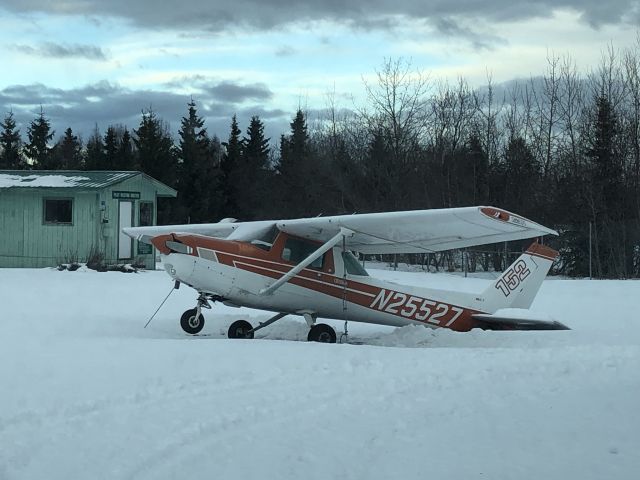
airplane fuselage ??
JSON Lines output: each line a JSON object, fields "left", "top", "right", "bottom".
{"left": 154, "top": 232, "right": 487, "bottom": 332}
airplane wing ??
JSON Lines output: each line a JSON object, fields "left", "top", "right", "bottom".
{"left": 124, "top": 206, "right": 556, "bottom": 254}
{"left": 276, "top": 206, "right": 557, "bottom": 254}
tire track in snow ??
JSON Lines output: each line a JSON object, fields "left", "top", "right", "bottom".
{"left": 122, "top": 374, "right": 341, "bottom": 479}
{"left": 0, "top": 374, "right": 285, "bottom": 473}
{"left": 123, "top": 360, "right": 449, "bottom": 480}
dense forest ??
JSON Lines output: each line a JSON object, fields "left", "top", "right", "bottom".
{"left": 2, "top": 44, "right": 640, "bottom": 278}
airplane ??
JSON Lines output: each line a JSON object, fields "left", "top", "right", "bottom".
{"left": 123, "top": 206, "right": 569, "bottom": 343}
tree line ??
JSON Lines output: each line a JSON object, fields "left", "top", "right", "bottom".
{"left": 1, "top": 42, "right": 639, "bottom": 278}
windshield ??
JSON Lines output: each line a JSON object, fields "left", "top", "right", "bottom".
{"left": 342, "top": 251, "right": 369, "bottom": 276}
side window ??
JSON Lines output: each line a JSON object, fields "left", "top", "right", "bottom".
{"left": 139, "top": 202, "right": 153, "bottom": 226}
{"left": 282, "top": 238, "right": 324, "bottom": 269}
{"left": 342, "top": 251, "right": 369, "bottom": 276}
{"left": 43, "top": 198, "right": 73, "bottom": 225}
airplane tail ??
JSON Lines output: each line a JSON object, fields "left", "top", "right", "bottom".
{"left": 481, "top": 242, "right": 559, "bottom": 313}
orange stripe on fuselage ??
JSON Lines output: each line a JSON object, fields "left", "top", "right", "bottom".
{"left": 215, "top": 250, "right": 478, "bottom": 331}
{"left": 167, "top": 234, "right": 479, "bottom": 331}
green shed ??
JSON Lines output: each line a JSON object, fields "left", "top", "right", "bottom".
{"left": 0, "top": 170, "right": 177, "bottom": 269}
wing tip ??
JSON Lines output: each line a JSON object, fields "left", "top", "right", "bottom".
{"left": 479, "top": 206, "right": 558, "bottom": 237}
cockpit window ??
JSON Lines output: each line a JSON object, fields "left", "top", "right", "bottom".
{"left": 282, "top": 238, "right": 324, "bottom": 269}
{"left": 342, "top": 251, "right": 369, "bottom": 276}
{"left": 250, "top": 225, "right": 279, "bottom": 252}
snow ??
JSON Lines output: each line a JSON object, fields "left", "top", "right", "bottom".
{"left": 1, "top": 266, "right": 639, "bottom": 479}
{"left": 0, "top": 173, "right": 90, "bottom": 188}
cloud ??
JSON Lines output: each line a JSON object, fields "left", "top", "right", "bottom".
{"left": 204, "top": 81, "right": 272, "bottom": 102}
{"left": 0, "top": 0, "right": 636, "bottom": 35}
{"left": 275, "top": 45, "right": 297, "bottom": 57}
{"left": 162, "top": 76, "right": 273, "bottom": 102}
{"left": 9, "top": 42, "right": 107, "bottom": 60}
{"left": 432, "top": 17, "right": 506, "bottom": 51}
{"left": 0, "top": 81, "right": 289, "bottom": 144}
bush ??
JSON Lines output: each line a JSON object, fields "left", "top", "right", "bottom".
{"left": 86, "top": 245, "right": 107, "bottom": 272}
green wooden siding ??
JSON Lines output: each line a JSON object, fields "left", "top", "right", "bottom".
{"left": 0, "top": 173, "right": 175, "bottom": 268}
{"left": 0, "top": 190, "right": 99, "bottom": 268}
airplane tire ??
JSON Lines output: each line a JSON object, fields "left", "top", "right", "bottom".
{"left": 180, "top": 308, "right": 205, "bottom": 335}
{"left": 228, "top": 320, "right": 254, "bottom": 339}
{"left": 307, "top": 323, "right": 337, "bottom": 343}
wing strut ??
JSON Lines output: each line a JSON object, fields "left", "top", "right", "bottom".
{"left": 259, "top": 228, "right": 354, "bottom": 296}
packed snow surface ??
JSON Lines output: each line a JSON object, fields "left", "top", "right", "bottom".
{"left": 1, "top": 266, "right": 639, "bottom": 480}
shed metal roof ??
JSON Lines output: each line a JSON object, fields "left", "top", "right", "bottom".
{"left": 0, "top": 170, "right": 177, "bottom": 197}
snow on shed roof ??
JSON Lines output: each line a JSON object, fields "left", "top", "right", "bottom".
{"left": 0, "top": 170, "right": 136, "bottom": 189}
{"left": 0, "top": 170, "right": 176, "bottom": 196}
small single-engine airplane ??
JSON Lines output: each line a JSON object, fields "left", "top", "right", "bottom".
{"left": 124, "top": 206, "right": 568, "bottom": 343}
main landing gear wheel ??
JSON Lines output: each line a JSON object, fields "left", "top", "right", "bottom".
{"left": 308, "top": 323, "right": 337, "bottom": 343}
{"left": 228, "top": 320, "right": 254, "bottom": 339}
{"left": 180, "top": 308, "right": 205, "bottom": 335}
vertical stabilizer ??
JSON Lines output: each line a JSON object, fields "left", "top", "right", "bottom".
{"left": 481, "top": 242, "right": 559, "bottom": 313}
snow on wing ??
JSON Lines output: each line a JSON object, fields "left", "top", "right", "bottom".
{"left": 124, "top": 219, "right": 280, "bottom": 244}
{"left": 276, "top": 206, "right": 558, "bottom": 254}
{"left": 123, "top": 222, "right": 239, "bottom": 242}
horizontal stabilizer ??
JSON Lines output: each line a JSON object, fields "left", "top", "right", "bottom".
{"left": 472, "top": 313, "right": 570, "bottom": 331}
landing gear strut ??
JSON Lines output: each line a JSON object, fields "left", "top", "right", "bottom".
{"left": 227, "top": 312, "right": 288, "bottom": 339}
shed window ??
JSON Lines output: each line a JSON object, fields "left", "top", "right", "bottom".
{"left": 44, "top": 199, "right": 73, "bottom": 224}
{"left": 139, "top": 202, "right": 153, "bottom": 226}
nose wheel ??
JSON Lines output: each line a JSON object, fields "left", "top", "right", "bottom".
{"left": 180, "top": 292, "right": 215, "bottom": 335}
{"left": 180, "top": 308, "right": 205, "bottom": 334}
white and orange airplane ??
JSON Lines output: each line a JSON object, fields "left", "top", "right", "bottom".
{"left": 124, "top": 206, "right": 568, "bottom": 342}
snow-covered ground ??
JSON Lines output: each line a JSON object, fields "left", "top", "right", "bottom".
{"left": 1, "top": 266, "right": 639, "bottom": 480}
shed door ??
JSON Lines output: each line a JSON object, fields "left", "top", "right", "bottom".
{"left": 118, "top": 201, "right": 133, "bottom": 259}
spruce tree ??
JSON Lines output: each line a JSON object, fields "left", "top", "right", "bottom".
{"left": 277, "top": 110, "right": 311, "bottom": 216}
{"left": 219, "top": 115, "right": 242, "bottom": 217}
{"left": 24, "top": 109, "right": 55, "bottom": 169}
{"left": 103, "top": 126, "right": 119, "bottom": 170}
{"left": 116, "top": 128, "right": 136, "bottom": 170}
{"left": 239, "top": 116, "right": 270, "bottom": 219}
{"left": 84, "top": 125, "right": 104, "bottom": 170}
{"left": 583, "top": 94, "right": 626, "bottom": 277}
{"left": 363, "top": 128, "right": 393, "bottom": 211}
{"left": 503, "top": 136, "right": 540, "bottom": 217}
{"left": 243, "top": 116, "right": 270, "bottom": 168}
{"left": 133, "top": 108, "right": 177, "bottom": 222}
{"left": 176, "top": 100, "right": 218, "bottom": 222}
{"left": 55, "top": 127, "right": 83, "bottom": 169}
{"left": 587, "top": 95, "right": 623, "bottom": 214}
{"left": 0, "top": 111, "right": 22, "bottom": 169}
{"left": 467, "top": 134, "right": 489, "bottom": 204}
{"left": 133, "top": 108, "right": 176, "bottom": 187}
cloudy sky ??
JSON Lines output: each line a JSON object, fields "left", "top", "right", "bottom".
{"left": 0, "top": 0, "right": 638, "bottom": 143}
